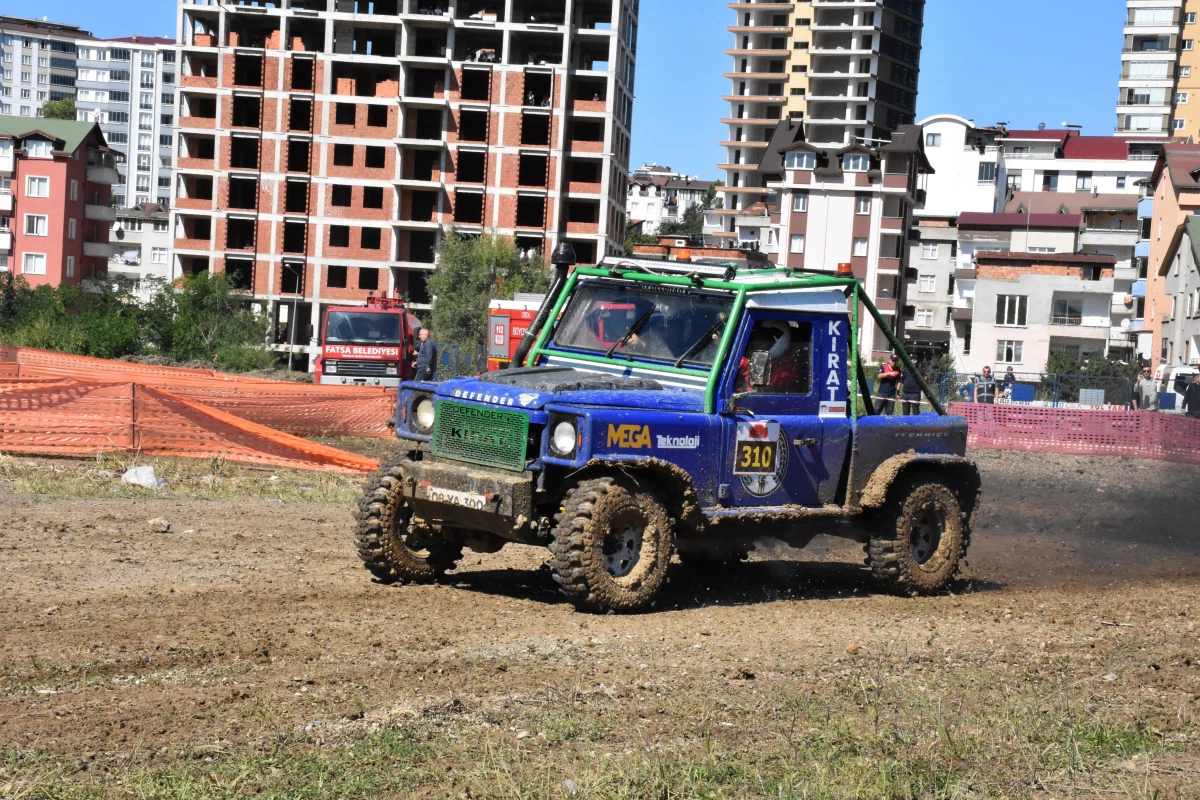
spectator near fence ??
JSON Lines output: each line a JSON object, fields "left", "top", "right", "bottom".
{"left": 975, "top": 366, "right": 998, "bottom": 404}
{"left": 1001, "top": 366, "right": 1016, "bottom": 399}
{"left": 874, "top": 356, "right": 901, "bottom": 415}
{"left": 414, "top": 328, "right": 438, "bottom": 382}
{"left": 900, "top": 359, "right": 925, "bottom": 416}
{"left": 1132, "top": 368, "right": 1159, "bottom": 412}
{"left": 1185, "top": 373, "right": 1200, "bottom": 419}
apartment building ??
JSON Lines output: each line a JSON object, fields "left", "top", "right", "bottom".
{"left": 947, "top": 212, "right": 1137, "bottom": 371}
{"left": 759, "top": 120, "right": 931, "bottom": 361}
{"left": 172, "top": 0, "right": 635, "bottom": 367}
{"left": 75, "top": 37, "right": 177, "bottom": 209}
{"left": 626, "top": 164, "right": 716, "bottom": 235}
{"left": 108, "top": 203, "right": 173, "bottom": 299}
{"left": 1157, "top": 214, "right": 1200, "bottom": 365}
{"left": 0, "top": 16, "right": 89, "bottom": 118}
{"left": 1117, "top": 1, "right": 1184, "bottom": 137}
{"left": 716, "top": 0, "right": 925, "bottom": 255}
{"left": 0, "top": 116, "right": 118, "bottom": 285}
{"left": 1146, "top": 143, "right": 1200, "bottom": 364}
{"left": 962, "top": 251, "right": 1121, "bottom": 375}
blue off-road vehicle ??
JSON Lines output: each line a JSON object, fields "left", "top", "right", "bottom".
{"left": 353, "top": 252, "right": 981, "bottom": 613}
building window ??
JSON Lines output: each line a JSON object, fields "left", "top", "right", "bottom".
{"left": 1028, "top": 246, "right": 1056, "bottom": 253}
{"left": 138, "top": 134, "right": 152, "bottom": 151}
{"left": 1051, "top": 298, "right": 1084, "bottom": 324}
{"left": 996, "top": 340, "right": 1023, "bottom": 364}
{"left": 1178, "top": 92, "right": 1190, "bottom": 105}
{"left": 1189, "top": 12, "right": 1198, "bottom": 23}
{"left": 995, "top": 295, "right": 1028, "bottom": 327}
{"left": 790, "top": 234, "right": 805, "bottom": 254}
{"left": 65, "top": 256, "right": 74, "bottom": 278}
{"left": 918, "top": 274, "right": 936, "bottom": 293}
{"left": 1075, "top": 171, "right": 1092, "bottom": 191}
{"left": 852, "top": 238, "right": 868, "bottom": 257}
{"left": 67, "top": 218, "right": 76, "bottom": 239}
{"left": 1183, "top": 66, "right": 1194, "bottom": 78}
{"left": 1186, "top": 40, "right": 1195, "bottom": 50}
{"left": 978, "top": 163, "right": 997, "bottom": 183}
{"left": 1174, "top": 119, "right": 1187, "bottom": 131}
{"left": 22, "top": 253, "right": 46, "bottom": 275}
{"left": 792, "top": 192, "right": 807, "bottom": 212}
{"left": 1116, "top": 176, "right": 1126, "bottom": 189}
{"left": 843, "top": 153, "right": 869, "bottom": 172}
{"left": 1007, "top": 173, "right": 1022, "bottom": 191}
{"left": 925, "top": 132, "right": 941, "bottom": 147}
{"left": 921, "top": 243, "right": 939, "bottom": 260}
{"left": 24, "top": 176, "right": 48, "bottom": 197}
{"left": 784, "top": 151, "right": 815, "bottom": 170}
{"left": 152, "top": 247, "right": 167, "bottom": 264}
{"left": 25, "top": 140, "right": 52, "bottom": 158}
{"left": 915, "top": 309, "right": 934, "bottom": 327}
{"left": 855, "top": 196, "right": 870, "bottom": 215}
{"left": 24, "top": 214, "right": 47, "bottom": 236}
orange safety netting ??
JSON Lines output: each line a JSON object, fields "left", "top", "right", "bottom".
{"left": 0, "top": 346, "right": 390, "bottom": 473}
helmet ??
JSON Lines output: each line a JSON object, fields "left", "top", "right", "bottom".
{"left": 761, "top": 321, "right": 792, "bottom": 361}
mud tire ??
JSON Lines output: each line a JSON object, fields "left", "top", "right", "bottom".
{"left": 868, "top": 473, "right": 967, "bottom": 595}
{"left": 548, "top": 476, "right": 674, "bottom": 613}
{"left": 353, "top": 461, "right": 463, "bottom": 584}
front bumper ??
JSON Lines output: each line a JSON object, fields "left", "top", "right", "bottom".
{"left": 397, "top": 454, "right": 537, "bottom": 539}
{"left": 319, "top": 375, "right": 400, "bottom": 388}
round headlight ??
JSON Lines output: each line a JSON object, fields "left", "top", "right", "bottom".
{"left": 551, "top": 420, "right": 577, "bottom": 455}
{"left": 414, "top": 397, "right": 436, "bottom": 430}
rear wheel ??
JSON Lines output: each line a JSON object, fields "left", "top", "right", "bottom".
{"left": 353, "top": 461, "right": 463, "bottom": 584}
{"left": 548, "top": 476, "right": 674, "bottom": 613}
{"left": 868, "top": 474, "right": 966, "bottom": 594}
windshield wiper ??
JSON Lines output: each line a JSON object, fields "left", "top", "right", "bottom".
{"left": 605, "top": 305, "right": 657, "bottom": 359}
{"left": 673, "top": 315, "right": 728, "bottom": 369}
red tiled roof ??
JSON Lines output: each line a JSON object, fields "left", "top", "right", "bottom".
{"left": 1062, "top": 136, "right": 1135, "bottom": 160}
{"left": 957, "top": 212, "right": 1082, "bottom": 229}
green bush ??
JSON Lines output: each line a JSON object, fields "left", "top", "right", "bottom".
{"left": 0, "top": 271, "right": 272, "bottom": 371}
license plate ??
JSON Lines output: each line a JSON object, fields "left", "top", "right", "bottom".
{"left": 425, "top": 487, "right": 489, "bottom": 510}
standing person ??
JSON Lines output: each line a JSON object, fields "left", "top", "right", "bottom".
{"left": 974, "top": 366, "right": 998, "bottom": 404}
{"left": 1132, "top": 367, "right": 1159, "bottom": 411}
{"left": 899, "top": 358, "right": 925, "bottom": 416}
{"left": 414, "top": 327, "right": 438, "bottom": 382}
{"left": 1001, "top": 366, "right": 1017, "bottom": 399}
{"left": 873, "top": 356, "right": 901, "bottom": 415}
{"left": 1184, "top": 372, "right": 1200, "bottom": 419}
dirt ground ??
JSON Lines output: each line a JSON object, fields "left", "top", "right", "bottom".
{"left": 2, "top": 447, "right": 1199, "bottom": 798}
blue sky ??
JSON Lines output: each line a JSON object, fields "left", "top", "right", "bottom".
{"left": 49, "top": 0, "right": 1129, "bottom": 178}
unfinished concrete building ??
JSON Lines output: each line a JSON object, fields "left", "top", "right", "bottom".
{"left": 172, "top": 0, "right": 636, "bottom": 365}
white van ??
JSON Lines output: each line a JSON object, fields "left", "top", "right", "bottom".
{"left": 1154, "top": 365, "right": 1199, "bottom": 412}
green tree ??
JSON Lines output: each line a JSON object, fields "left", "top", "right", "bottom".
{"left": 657, "top": 203, "right": 707, "bottom": 239}
{"left": 623, "top": 222, "right": 660, "bottom": 256}
{"left": 427, "top": 229, "right": 551, "bottom": 354}
{"left": 1044, "top": 350, "right": 1140, "bottom": 405}
{"left": 147, "top": 272, "right": 274, "bottom": 370}
{"left": 40, "top": 98, "right": 76, "bottom": 121}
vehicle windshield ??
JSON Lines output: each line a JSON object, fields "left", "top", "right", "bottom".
{"left": 325, "top": 311, "right": 402, "bottom": 344}
{"left": 550, "top": 282, "right": 733, "bottom": 368}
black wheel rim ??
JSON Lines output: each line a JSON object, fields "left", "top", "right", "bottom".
{"left": 910, "top": 503, "right": 947, "bottom": 570}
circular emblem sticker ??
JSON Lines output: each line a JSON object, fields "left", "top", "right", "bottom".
{"left": 739, "top": 430, "right": 789, "bottom": 498}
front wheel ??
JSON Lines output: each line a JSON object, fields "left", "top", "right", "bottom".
{"left": 353, "top": 461, "right": 463, "bottom": 584}
{"left": 548, "top": 476, "right": 674, "bottom": 613}
{"left": 868, "top": 474, "right": 967, "bottom": 594}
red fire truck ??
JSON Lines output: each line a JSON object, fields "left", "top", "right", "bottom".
{"left": 486, "top": 294, "right": 545, "bottom": 371}
{"left": 314, "top": 296, "right": 418, "bottom": 388}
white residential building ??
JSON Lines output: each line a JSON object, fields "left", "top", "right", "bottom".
{"left": 75, "top": 36, "right": 177, "bottom": 209}
{"left": 1116, "top": 0, "right": 1184, "bottom": 137}
{"left": 0, "top": 16, "right": 88, "bottom": 118}
{"left": 108, "top": 203, "right": 173, "bottom": 299}
{"left": 626, "top": 163, "right": 717, "bottom": 235}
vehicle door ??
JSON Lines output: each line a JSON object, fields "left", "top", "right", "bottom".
{"left": 719, "top": 310, "right": 829, "bottom": 508}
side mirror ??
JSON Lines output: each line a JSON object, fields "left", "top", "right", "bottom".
{"left": 748, "top": 350, "right": 772, "bottom": 388}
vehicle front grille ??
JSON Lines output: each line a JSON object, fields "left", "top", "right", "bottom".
{"left": 431, "top": 400, "right": 531, "bottom": 472}
{"left": 330, "top": 359, "right": 392, "bottom": 377}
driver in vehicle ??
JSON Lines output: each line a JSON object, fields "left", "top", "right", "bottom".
{"left": 737, "top": 321, "right": 801, "bottom": 392}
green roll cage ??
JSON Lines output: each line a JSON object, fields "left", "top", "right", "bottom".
{"left": 523, "top": 265, "right": 946, "bottom": 418}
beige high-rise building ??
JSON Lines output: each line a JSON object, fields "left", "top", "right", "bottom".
{"left": 714, "top": 0, "right": 925, "bottom": 252}
{"left": 1171, "top": 1, "right": 1200, "bottom": 136}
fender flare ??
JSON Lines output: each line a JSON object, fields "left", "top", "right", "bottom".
{"left": 856, "top": 454, "right": 981, "bottom": 515}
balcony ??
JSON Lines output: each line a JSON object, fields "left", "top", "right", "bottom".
{"left": 0, "top": 153, "right": 11, "bottom": 174}
{"left": 85, "top": 203, "right": 116, "bottom": 222}
{"left": 1081, "top": 228, "right": 1137, "bottom": 246}
{"left": 83, "top": 240, "right": 117, "bottom": 258}
{"left": 86, "top": 151, "right": 120, "bottom": 185}
{"left": 0, "top": 191, "right": 10, "bottom": 212}
{"left": 0, "top": 229, "right": 10, "bottom": 251}
{"left": 1132, "top": 279, "right": 1147, "bottom": 297}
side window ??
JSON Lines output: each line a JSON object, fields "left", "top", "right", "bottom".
{"left": 737, "top": 319, "right": 813, "bottom": 395}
